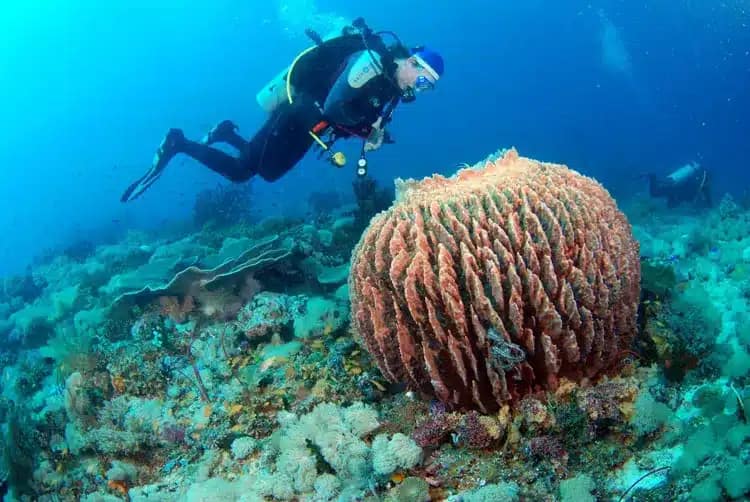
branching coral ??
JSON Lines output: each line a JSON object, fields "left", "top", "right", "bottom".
{"left": 349, "top": 149, "right": 641, "bottom": 412}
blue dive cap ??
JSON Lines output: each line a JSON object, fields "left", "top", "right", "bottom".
{"left": 411, "top": 47, "right": 445, "bottom": 80}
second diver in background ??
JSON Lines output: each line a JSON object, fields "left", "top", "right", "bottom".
{"left": 647, "top": 161, "right": 712, "bottom": 208}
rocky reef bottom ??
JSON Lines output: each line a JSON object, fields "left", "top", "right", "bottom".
{"left": 1, "top": 189, "right": 749, "bottom": 501}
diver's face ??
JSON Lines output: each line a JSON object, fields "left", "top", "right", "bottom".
{"left": 397, "top": 57, "right": 437, "bottom": 93}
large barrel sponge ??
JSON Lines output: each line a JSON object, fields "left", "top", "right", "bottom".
{"left": 349, "top": 149, "right": 640, "bottom": 413}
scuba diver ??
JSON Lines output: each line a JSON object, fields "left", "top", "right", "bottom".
{"left": 647, "top": 161, "right": 712, "bottom": 208}
{"left": 120, "top": 17, "right": 445, "bottom": 203}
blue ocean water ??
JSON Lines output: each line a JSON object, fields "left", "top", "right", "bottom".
{"left": 1, "top": 2, "right": 749, "bottom": 501}
{"left": 0, "top": 0, "right": 746, "bottom": 275}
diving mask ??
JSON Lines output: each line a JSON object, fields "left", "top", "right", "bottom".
{"left": 401, "top": 75, "right": 435, "bottom": 102}
{"left": 414, "top": 75, "right": 435, "bottom": 92}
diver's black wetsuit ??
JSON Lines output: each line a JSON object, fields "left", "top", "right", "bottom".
{"left": 120, "top": 28, "right": 404, "bottom": 203}
{"left": 648, "top": 166, "right": 712, "bottom": 208}
{"left": 186, "top": 54, "right": 400, "bottom": 184}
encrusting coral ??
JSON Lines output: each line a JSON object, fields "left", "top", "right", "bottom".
{"left": 349, "top": 148, "right": 641, "bottom": 412}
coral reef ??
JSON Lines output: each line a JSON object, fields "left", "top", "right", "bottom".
{"left": 349, "top": 149, "right": 641, "bottom": 412}
{"left": 2, "top": 145, "right": 750, "bottom": 501}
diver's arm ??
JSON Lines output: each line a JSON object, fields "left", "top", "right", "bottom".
{"left": 364, "top": 117, "right": 385, "bottom": 152}
{"left": 367, "top": 95, "right": 400, "bottom": 151}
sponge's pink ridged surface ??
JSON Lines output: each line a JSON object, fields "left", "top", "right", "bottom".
{"left": 349, "top": 149, "right": 641, "bottom": 412}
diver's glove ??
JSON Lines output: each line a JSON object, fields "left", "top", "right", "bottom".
{"left": 364, "top": 117, "right": 386, "bottom": 152}
{"left": 364, "top": 126, "right": 385, "bottom": 152}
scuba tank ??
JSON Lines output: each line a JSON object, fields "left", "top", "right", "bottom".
{"left": 666, "top": 161, "right": 701, "bottom": 184}
{"left": 255, "top": 29, "right": 344, "bottom": 114}
{"left": 255, "top": 66, "right": 292, "bottom": 114}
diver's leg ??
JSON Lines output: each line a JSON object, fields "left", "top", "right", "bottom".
{"left": 200, "top": 120, "right": 249, "bottom": 151}
{"left": 120, "top": 127, "right": 255, "bottom": 203}
{"left": 242, "top": 98, "right": 321, "bottom": 182}
{"left": 181, "top": 139, "right": 255, "bottom": 182}
{"left": 253, "top": 128, "right": 315, "bottom": 182}
{"left": 120, "top": 97, "right": 322, "bottom": 202}
{"left": 181, "top": 105, "right": 312, "bottom": 184}
{"left": 180, "top": 102, "right": 314, "bottom": 182}
{"left": 162, "top": 96, "right": 320, "bottom": 190}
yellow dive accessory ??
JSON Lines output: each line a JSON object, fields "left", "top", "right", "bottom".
{"left": 310, "top": 131, "right": 346, "bottom": 167}
{"left": 331, "top": 151, "right": 347, "bottom": 167}
{"left": 304, "top": 114, "right": 349, "bottom": 168}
